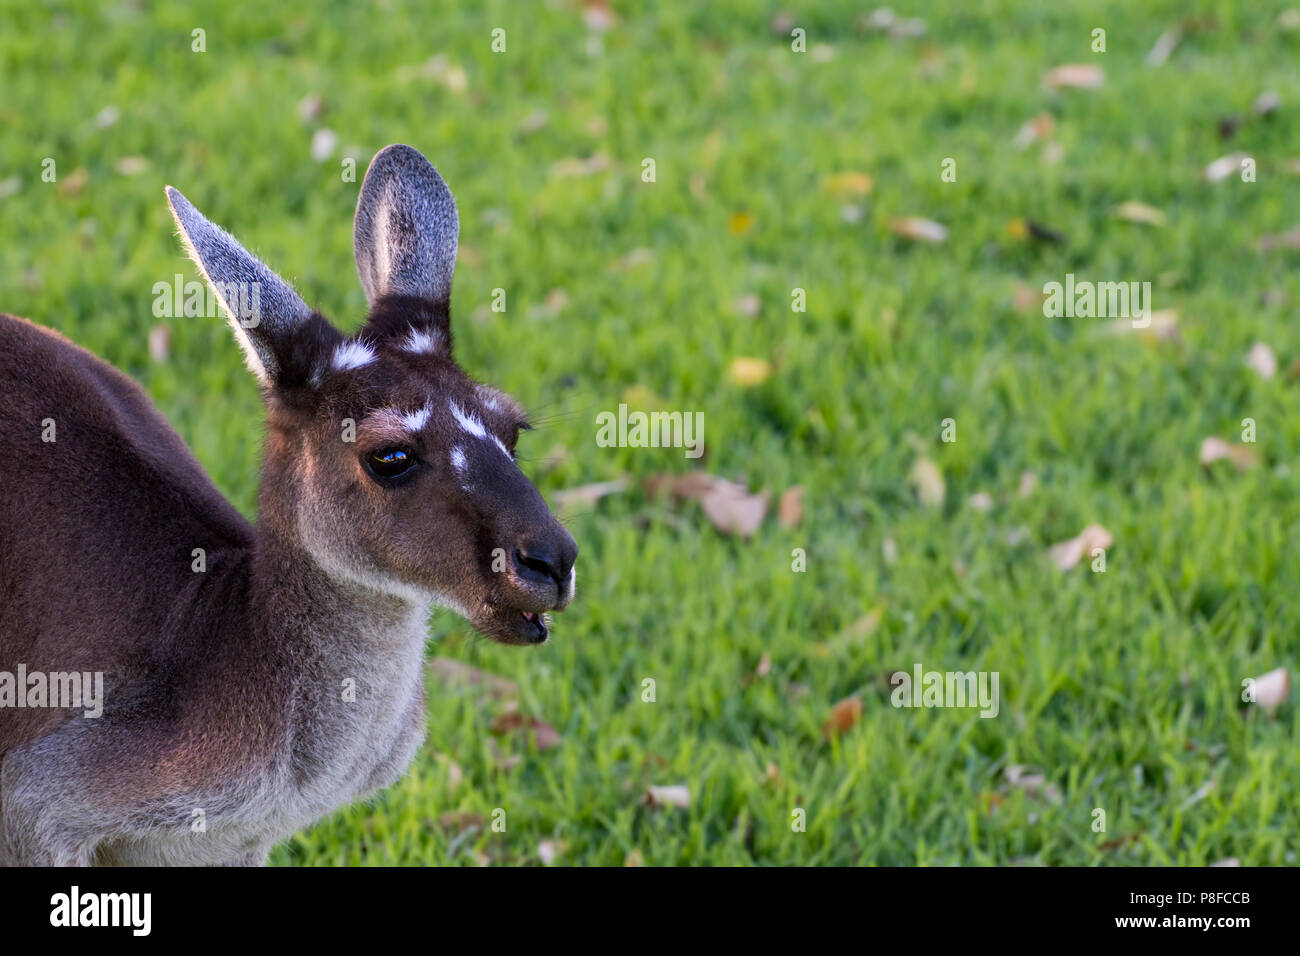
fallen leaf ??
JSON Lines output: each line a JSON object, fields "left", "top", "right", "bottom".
{"left": 909, "top": 458, "right": 945, "bottom": 508}
{"left": 889, "top": 217, "right": 948, "bottom": 243}
{"left": 1012, "top": 282, "right": 1046, "bottom": 312}
{"left": 1250, "top": 667, "right": 1289, "bottom": 715}
{"left": 1254, "top": 91, "right": 1281, "bottom": 117}
{"left": 310, "top": 128, "right": 337, "bottom": 163}
{"left": 58, "top": 167, "right": 89, "bottom": 197}
{"left": 1043, "top": 64, "right": 1103, "bottom": 90}
{"left": 1246, "top": 342, "right": 1278, "bottom": 380}
{"left": 537, "top": 839, "right": 567, "bottom": 865}
{"left": 727, "top": 356, "right": 772, "bottom": 386}
{"left": 147, "top": 325, "right": 170, "bottom": 363}
{"left": 1004, "top": 765, "right": 1063, "bottom": 803}
{"left": 643, "top": 784, "right": 691, "bottom": 809}
{"left": 114, "top": 156, "right": 149, "bottom": 176}
{"left": 1048, "top": 523, "right": 1113, "bottom": 571}
{"left": 824, "top": 171, "right": 874, "bottom": 197}
{"left": 1204, "top": 153, "right": 1245, "bottom": 182}
{"left": 728, "top": 211, "right": 755, "bottom": 235}
{"left": 646, "top": 473, "right": 768, "bottom": 537}
{"left": 1145, "top": 27, "right": 1182, "bottom": 66}
{"left": 428, "top": 658, "right": 519, "bottom": 702}
{"left": 1113, "top": 200, "right": 1166, "bottom": 227}
{"left": 1198, "top": 436, "right": 1256, "bottom": 470}
{"left": 778, "top": 486, "right": 804, "bottom": 527}
{"left": 490, "top": 711, "right": 562, "bottom": 750}
{"left": 1258, "top": 227, "right": 1300, "bottom": 251}
{"left": 551, "top": 479, "right": 628, "bottom": 512}
{"left": 821, "top": 697, "right": 862, "bottom": 739}
{"left": 1012, "top": 113, "right": 1056, "bottom": 150}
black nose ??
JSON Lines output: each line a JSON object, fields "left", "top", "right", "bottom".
{"left": 513, "top": 531, "right": 577, "bottom": 589}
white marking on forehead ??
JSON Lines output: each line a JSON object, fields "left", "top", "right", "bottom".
{"left": 489, "top": 434, "right": 512, "bottom": 459}
{"left": 448, "top": 399, "right": 486, "bottom": 438}
{"left": 403, "top": 326, "right": 443, "bottom": 354}
{"left": 333, "top": 340, "right": 377, "bottom": 371}
{"left": 400, "top": 402, "right": 432, "bottom": 433}
{"left": 450, "top": 446, "right": 467, "bottom": 475}
{"left": 476, "top": 385, "right": 502, "bottom": 411}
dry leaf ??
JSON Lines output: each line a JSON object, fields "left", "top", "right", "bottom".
{"left": 437, "top": 811, "right": 483, "bottom": 833}
{"left": 1198, "top": 436, "right": 1256, "bottom": 470}
{"left": 147, "top": 325, "right": 170, "bottom": 363}
{"left": 1043, "top": 64, "right": 1103, "bottom": 90}
{"left": 1146, "top": 27, "right": 1182, "bottom": 66}
{"left": 490, "top": 711, "right": 562, "bottom": 750}
{"left": 1259, "top": 227, "right": 1300, "bottom": 252}
{"left": 728, "top": 211, "right": 755, "bottom": 235}
{"left": 1113, "top": 201, "right": 1166, "bottom": 227}
{"left": 624, "top": 850, "right": 645, "bottom": 866}
{"left": 537, "top": 839, "right": 567, "bottom": 865}
{"left": 1012, "top": 113, "right": 1056, "bottom": 150}
{"left": 1246, "top": 342, "right": 1278, "bottom": 380}
{"left": 114, "top": 156, "right": 149, "bottom": 176}
{"left": 1017, "top": 471, "right": 1037, "bottom": 498}
{"left": 821, "top": 696, "right": 862, "bottom": 739}
{"left": 1251, "top": 667, "right": 1289, "bottom": 716}
{"left": 644, "top": 784, "right": 691, "bottom": 809}
{"left": 909, "top": 458, "right": 945, "bottom": 508}
{"left": 58, "top": 167, "right": 89, "bottom": 197}
{"left": 647, "top": 473, "right": 769, "bottom": 538}
{"left": 727, "top": 356, "right": 772, "bottom": 386}
{"left": 1204, "top": 153, "right": 1245, "bottom": 182}
{"left": 889, "top": 217, "right": 948, "bottom": 243}
{"left": 824, "top": 171, "right": 874, "bottom": 197}
{"left": 778, "top": 486, "right": 805, "bottom": 527}
{"left": 1012, "top": 281, "right": 1046, "bottom": 312}
{"left": 1004, "top": 765, "right": 1063, "bottom": 803}
{"left": 551, "top": 479, "right": 627, "bottom": 511}
{"left": 428, "top": 658, "right": 518, "bottom": 701}
{"left": 1048, "top": 523, "right": 1113, "bottom": 571}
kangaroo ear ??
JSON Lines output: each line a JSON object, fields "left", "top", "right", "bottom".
{"left": 353, "top": 144, "right": 459, "bottom": 308}
{"left": 166, "top": 186, "right": 334, "bottom": 387}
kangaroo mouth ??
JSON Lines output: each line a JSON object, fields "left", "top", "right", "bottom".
{"left": 477, "top": 600, "right": 553, "bottom": 645}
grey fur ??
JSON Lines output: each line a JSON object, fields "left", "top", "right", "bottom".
{"left": 353, "top": 144, "right": 460, "bottom": 306}
{"left": 165, "top": 186, "right": 314, "bottom": 384}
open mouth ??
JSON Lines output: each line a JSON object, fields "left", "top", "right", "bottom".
{"left": 519, "top": 610, "right": 548, "bottom": 642}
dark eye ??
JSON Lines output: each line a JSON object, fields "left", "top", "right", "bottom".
{"left": 364, "top": 447, "right": 417, "bottom": 482}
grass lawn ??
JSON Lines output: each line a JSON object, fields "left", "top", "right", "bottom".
{"left": 1, "top": 0, "right": 1297, "bottom": 865}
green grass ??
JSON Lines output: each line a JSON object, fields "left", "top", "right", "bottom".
{"left": 2, "top": 0, "right": 1298, "bottom": 865}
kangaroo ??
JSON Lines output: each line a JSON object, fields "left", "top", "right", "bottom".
{"left": 0, "top": 144, "right": 577, "bottom": 865}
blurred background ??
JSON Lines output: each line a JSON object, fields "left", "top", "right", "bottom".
{"left": 1, "top": 0, "right": 1297, "bottom": 864}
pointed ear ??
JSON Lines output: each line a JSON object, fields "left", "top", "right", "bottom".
{"left": 353, "top": 144, "right": 459, "bottom": 308}
{"left": 166, "top": 186, "right": 332, "bottom": 387}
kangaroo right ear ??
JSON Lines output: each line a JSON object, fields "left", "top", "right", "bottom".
{"left": 166, "top": 186, "right": 334, "bottom": 388}
{"left": 353, "top": 144, "right": 460, "bottom": 309}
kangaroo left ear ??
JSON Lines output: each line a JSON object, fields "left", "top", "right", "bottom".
{"left": 166, "top": 186, "right": 338, "bottom": 388}
{"left": 353, "top": 144, "right": 460, "bottom": 310}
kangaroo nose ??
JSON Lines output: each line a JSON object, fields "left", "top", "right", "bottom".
{"left": 513, "top": 531, "right": 577, "bottom": 589}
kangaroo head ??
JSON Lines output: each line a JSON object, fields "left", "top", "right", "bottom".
{"left": 165, "top": 144, "right": 576, "bottom": 645}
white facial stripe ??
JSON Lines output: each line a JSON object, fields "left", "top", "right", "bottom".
{"left": 333, "top": 340, "right": 377, "bottom": 371}
{"left": 400, "top": 402, "right": 432, "bottom": 433}
{"left": 489, "top": 434, "right": 512, "bottom": 459}
{"left": 404, "top": 326, "right": 442, "bottom": 354}
{"left": 450, "top": 445, "right": 467, "bottom": 475}
{"left": 448, "top": 399, "right": 486, "bottom": 438}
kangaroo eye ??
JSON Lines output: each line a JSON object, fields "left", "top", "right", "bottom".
{"left": 364, "top": 447, "right": 417, "bottom": 482}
